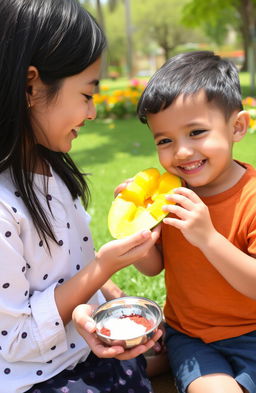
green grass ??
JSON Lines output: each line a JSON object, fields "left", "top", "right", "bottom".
{"left": 239, "top": 72, "right": 253, "bottom": 97}
{"left": 71, "top": 117, "right": 256, "bottom": 306}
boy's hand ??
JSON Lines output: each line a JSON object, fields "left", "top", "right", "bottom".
{"left": 72, "top": 304, "right": 163, "bottom": 361}
{"left": 162, "top": 187, "right": 216, "bottom": 248}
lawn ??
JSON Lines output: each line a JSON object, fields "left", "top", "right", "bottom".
{"left": 71, "top": 115, "right": 256, "bottom": 307}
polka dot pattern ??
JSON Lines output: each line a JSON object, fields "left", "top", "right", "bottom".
{"left": 0, "top": 172, "right": 103, "bottom": 391}
{"left": 23, "top": 354, "right": 153, "bottom": 392}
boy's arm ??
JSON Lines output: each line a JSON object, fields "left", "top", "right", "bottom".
{"left": 200, "top": 232, "right": 256, "bottom": 299}
{"left": 164, "top": 187, "right": 256, "bottom": 300}
{"left": 134, "top": 227, "right": 164, "bottom": 276}
{"left": 101, "top": 279, "right": 127, "bottom": 300}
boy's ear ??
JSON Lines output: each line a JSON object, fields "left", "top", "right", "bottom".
{"left": 26, "top": 66, "right": 41, "bottom": 107}
{"left": 232, "top": 110, "right": 250, "bottom": 142}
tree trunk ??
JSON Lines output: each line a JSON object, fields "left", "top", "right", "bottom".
{"left": 124, "top": 0, "right": 133, "bottom": 78}
{"left": 96, "top": 0, "right": 108, "bottom": 79}
{"left": 238, "top": 0, "right": 256, "bottom": 93}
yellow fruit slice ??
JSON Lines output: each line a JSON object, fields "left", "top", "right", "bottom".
{"left": 108, "top": 168, "right": 181, "bottom": 239}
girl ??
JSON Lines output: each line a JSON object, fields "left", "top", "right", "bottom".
{"left": 0, "top": 1, "right": 161, "bottom": 392}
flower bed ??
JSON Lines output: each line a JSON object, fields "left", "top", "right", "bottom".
{"left": 94, "top": 79, "right": 146, "bottom": 119}
{"left": 242, "top": 97, "right": 256, "bottom": 134}
{"left": 94, "top": 82, "right": 256, "bottom": 133}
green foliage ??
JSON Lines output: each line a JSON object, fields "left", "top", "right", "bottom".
{"left": 134, "top": 0, "right": 206, "bottom": 59}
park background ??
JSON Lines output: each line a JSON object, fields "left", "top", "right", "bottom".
{"left": 72, "top": 0, "right": 256, "bottom": 306}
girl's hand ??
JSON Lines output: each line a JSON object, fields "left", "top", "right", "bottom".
{"left": 162, "top": 187, "right": 216, "bottom": 248}
{"left": 96, "top": 225, "right": 161, "bottom": 275}
{"left": 72, "top": 304, "right": 163, "bottom": 361}
{"left": 114, "top": 177, "right": 133, "bottom": 198}
{"left": 151, "top": 321, "right": 166, "bottom": 354}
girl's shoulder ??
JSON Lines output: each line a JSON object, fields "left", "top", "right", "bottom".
{"left": 0, "top": 170, "right": 24, "bottom": 230}
{"left": 0, "top": 169, "right": 20, "bottom": 204}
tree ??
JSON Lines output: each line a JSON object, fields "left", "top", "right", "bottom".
{"left": 81, "top": 0, "right": 134, "bottom": 77}
{"left": 182, "top": 0, "right": 256, "bottom": 74}
{"left": 134, "top": 0, "right": 205, "bottom": 61}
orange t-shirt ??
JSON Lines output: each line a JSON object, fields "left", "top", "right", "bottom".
{"left": 163, "top": 161, "right": 256, "bottom": 343}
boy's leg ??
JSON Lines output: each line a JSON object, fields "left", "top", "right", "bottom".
{"left": 187, "top": 374, "right": 245, "bottom": 393}
{"left": 164, "top": 324, "right": 238, "bottom": 393}
{"left": 212, "top": 330, "right": 256, "bottom": 393}
{"left": 165, "top": 325, "right": 256, "bottom": 393}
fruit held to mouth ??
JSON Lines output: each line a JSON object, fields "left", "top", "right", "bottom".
{"left": 108, "top": 168, "right": 181, "bottom": 239}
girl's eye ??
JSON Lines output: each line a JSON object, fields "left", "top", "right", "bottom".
{"left": 157, "top": 138, "right": 172, "bottom": 145}
{"left": 190, "top": 129, "right": 207, "bottom": 137}
{"left": 82, "top": 94, "right": 93, "bottom": 101}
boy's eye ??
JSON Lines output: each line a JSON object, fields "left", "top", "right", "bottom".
{"left": 190, "top": 129, "right": 207, "bottom": 136}
{"left": 82, "top": 94, "right": 93, "bottom": 101}
{"left": 157, "top": 138, "right": 172, "bottom": 145}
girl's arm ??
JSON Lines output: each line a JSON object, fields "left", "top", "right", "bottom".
{"left": 163, "top": 187, "right": 256, "bottom": 300}
{"left": 55, "top": 228, "right": 160, "bottom": 325}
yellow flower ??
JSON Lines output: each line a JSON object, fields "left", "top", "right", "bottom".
{"left": 101, "top": 85, "right": 109, "bottom": 91}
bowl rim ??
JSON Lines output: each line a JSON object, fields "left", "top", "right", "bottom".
{"left": 92, "top": 295, "right": 163, "bottom": 341}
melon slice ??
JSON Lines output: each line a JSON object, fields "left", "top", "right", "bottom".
{"left": 108, "top": 168, "right": 181, "bottom": 239}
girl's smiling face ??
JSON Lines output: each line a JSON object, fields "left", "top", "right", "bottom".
{"left": 148, "top": 90, "right": 248, "bottom": 196}
{"left": 29, "top": 58, "right": 101, "bottom": 153}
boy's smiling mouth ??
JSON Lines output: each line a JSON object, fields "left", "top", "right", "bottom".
{"left": 178, "top": 159, "right": 206, "bottom": 173}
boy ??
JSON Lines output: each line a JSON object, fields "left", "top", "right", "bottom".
{"left": 134, "top": 51, "right": 256, "bottom": 393}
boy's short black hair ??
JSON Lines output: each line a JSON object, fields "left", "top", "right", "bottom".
{"left": 137, "top": 51, "right": 243, "bottom": 124}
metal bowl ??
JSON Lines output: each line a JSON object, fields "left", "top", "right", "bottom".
{"left": 92, "top": 296, "right": 163, "bottom": 349}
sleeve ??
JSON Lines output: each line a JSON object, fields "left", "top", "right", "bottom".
{"left": 0, "top": 205, "right": 68, "bottom": 363}
{"left": 248, "top": 214, "right": 256, "bottom": 257}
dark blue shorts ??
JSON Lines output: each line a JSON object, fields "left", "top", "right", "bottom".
{"left": 165, "top": 323, "right": 256, "bottom": 393}
{"left": 26, "top": 352, "right": 154, "bottom": 393}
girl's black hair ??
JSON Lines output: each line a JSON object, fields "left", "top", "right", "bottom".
{"left": 137, "top": 51, "right": 243, "bottom": 124}
{"left": 0, "top": 0, "right": 106, "bottom": 249}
